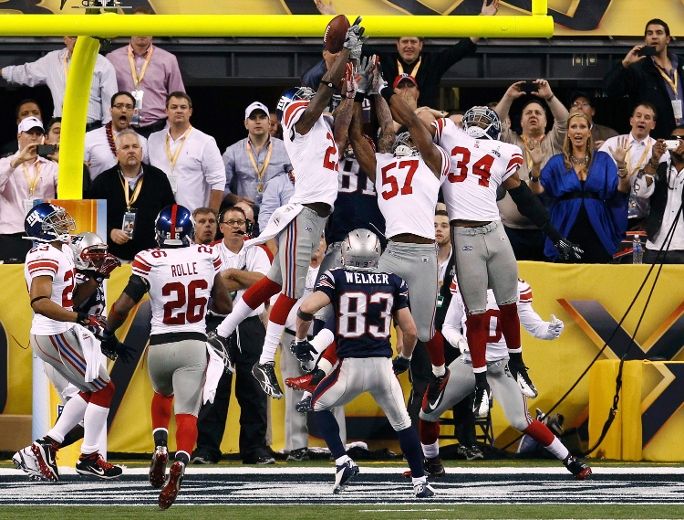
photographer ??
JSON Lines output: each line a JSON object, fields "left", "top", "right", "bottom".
{"left": 634, "top": 127, "right": 684, "bottom": 263}
{"left": 604, "top": 18, "right": 683, "bottom": 139}
{"left": 87, "top": 129, "right": 174, "bottom": 261}
{"left": 0, "top": 116, "right": 58, "bottom": 263}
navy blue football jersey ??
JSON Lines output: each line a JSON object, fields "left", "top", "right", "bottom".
{"left": 74, "top": 271, "right": 106, "bottom": 316}
{"left": 326, "top": 156, "right": 386, "bottom": 246}
{"left": 315, "top": 267, "right": 409, "bottom": 358}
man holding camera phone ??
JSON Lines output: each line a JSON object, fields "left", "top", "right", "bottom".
{"left": 604, "top": 18, "right": 683, "bottom": 139}
{"left": 0, "top": 116, "right": 58, "bottom": 263}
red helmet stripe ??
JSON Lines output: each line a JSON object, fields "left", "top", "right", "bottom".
{"left": 170, "top": 204, "right": 178, "bottom": 240}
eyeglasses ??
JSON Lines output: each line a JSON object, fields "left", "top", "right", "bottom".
{"left": 221, "top": 219, "right": 246, "bottom": 226}
{"left": 113, "top": 103, "right": 135, "bottom": 110}
{"left": 572, "top": 102, "right": 591, "bottom": 108}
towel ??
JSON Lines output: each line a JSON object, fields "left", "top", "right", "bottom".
{"left": 203, "top": 344, "right": 225, "bottom": 404}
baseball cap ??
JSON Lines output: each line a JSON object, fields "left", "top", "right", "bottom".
{"left": 393, "top": 73, "right": 418, "bottom": 89}
{"left": 245, "top": 101, "right": 269, "bottom": 119}
{"left": 17, "top": 116, "right": 44, "bottom": 134}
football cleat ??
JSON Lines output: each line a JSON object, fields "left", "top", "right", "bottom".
{"left": 285, "top": 368, "right": 325, "bottom": 393}
{"left": 508, "top": 359, "right": 538, "bottom": 398}
{"left": 333, "top": 459, "right": 359, "bottom": 494}
{"left": 149, "top": 446, "right": 169, "bottom": 488}
{"left": 30, "top": 437, "right": 60, "bottom": 482}
{"left": 159, "top": 460, "right": 185, "bottom": 510}
{"left": 472, "top": 380, "right": 492, "bottom": 419}
{"left": 207, "top": 330, "right": 234, "bottom": 373}
{"left": 466, "top": 444, "right": 484, "bottom": 461}
{"left": 564, "top": 455, "right": 592, "bottom": 480}
{"left": 413, "top": 480, "right": 436, "bottom": 498}
{"left": 76, "top": 452, "right": 123, "bottom": 479}
{"left": 286, "top": 448, "right": 310, "bottom": 462}
{"left": 12, "top": 446, "right": 45, "bottom": 481}
{"left": 295, "top": 395, "right": 313, "bottom": 414}
{"left": 421, "top": 369, "right": 451, "bottom": 414}
{"left": 424, "top": 456, "right": 446, "bottom": 478}
{"left": 251, "top": 362, "right": 283, "bottom": 398}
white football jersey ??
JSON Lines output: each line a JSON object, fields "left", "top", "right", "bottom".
{"left": 132, "top": 244, "right": 223, "bottom": 336}
{"left": 375, "top": 149, "right": 449, "bottom": 240}
{"left": 24, "top": 243, "right": 77, "bottom": 335}
{"left": 447, "top": 279, "right": 534, "bottom": 363}
{"left": 217, "top": 241, "right": 271, "bottom": 317}
{"left": 282, "top": 100, "right": 339, "bottom": 207}
{"left": 434, "top": 117, "right": 523, "bottom": 221}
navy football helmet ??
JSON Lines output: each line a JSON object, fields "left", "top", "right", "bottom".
{"left": 155, "top": 204, "right": 194, "bottom": 247}
{"left": 24, "top": 202, "right": 75, "bottom": 243}
{"left": 462, "top": 106, "right": 502, "bottom": 140}
{"left": 341, "top": 228, "right": 381, "bottom": 272}
{"left": 275, "top": 87, "right": 315, "bottom": 122}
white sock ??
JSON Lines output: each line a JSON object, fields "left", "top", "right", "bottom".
{"left": 47, "top": 394, "right": 88, "bottom": 444}
{"left": 259, "top": 321, "right": 286, "bottom": 364}
{"left": 545, "top": 437, "right": 570, "bottom": 461}
{"left": 432, "top": 364, "right": 446, "bottom": 377}
{"left": 412, "top": 475, "right": 427, "bottom": 486}
{"left": 310, "top": 328, "right": 335, "bottom": 355}
{"left": 335, "top": 454, "right": 351, "bottom": 466}
{"left": 81, "top": 403, "right": 109, "bottom": 455}
{"left": 422, "top": 440, "right": 439, "bottom": 459}
{"left": 216, "top": 299, "right": 253, "bottom": 338}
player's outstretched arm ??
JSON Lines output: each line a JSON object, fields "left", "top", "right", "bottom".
{"left": 394, "top": 307, "right": 417, "bottom": 358}
{"left": 295, "top": 291, "right": 332, "bottom": 340}
{"left": 211, "top": 272, "right": 233, "bottom": 315}
{"left": 349, "top": 100, "right": 377, "bottom": 181}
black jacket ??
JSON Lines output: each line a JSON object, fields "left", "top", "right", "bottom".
{"left": 604, "top": 53, "right": 684, "bottom": 139}
{"left": 87, "top": 163, "right": 175, "bottom": 261}
{"left": 644, "top": 161, "right": 684, "bottom": 242}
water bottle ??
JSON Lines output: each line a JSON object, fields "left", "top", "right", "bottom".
{"left": 632, "top": 235, "right": 643, "bottom": 264}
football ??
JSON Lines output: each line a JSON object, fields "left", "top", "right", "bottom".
{"left": 323, "top": 14, "right": 350, "bottom": 53}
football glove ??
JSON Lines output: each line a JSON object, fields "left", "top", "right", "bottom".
{"left": 290, "top": 339, "right": 316, "bottom": 363}
{"left": 544, "top": 314, "right": 564, "bottom": 339}
{"left": 392, "top": 355, "right": 411, "bottom": 375}
{"left": 343, "top": 16, "right": 366, "bottom": 61}
{"left": 355, "top": 55, "right": 373, "bottom": 95}
{"left": 508, "top": 354, "right": 538, "bottom": 398}
{"left": 76, "top": 312, "right": 107, "bottom": 337}
{"left": 99, "top": 331, "right": 135, "bottom": 363}
{"left": 97, "top": 253, "right": 121, "bottom": 278}
{"left": 554, "top": 237, "right": 583, "bottom": 261}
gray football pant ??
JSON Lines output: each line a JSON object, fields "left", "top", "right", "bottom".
{"left": 280, "top": 330, "right": 346, "bottom": 451}
{"left": 268, "top": 206, "right": 328, "bottom": 299}
{"left": 314, "top": 241, "right": 343, "bottom": 324}
{"left": 452, "top": 221, "right": 518, "bottom": 314}
{"left": 419, "top": 356, "right": 532, "bottom": 432}
{"left": 31, "top": 328, "right": 110, "bottom": 393}
{"left": 313, "top": 357, "right": 411, "bottom": 432}
{"left": 378, "top": 241, "right": 438, "bottom": 342}
{"left": 147, "top": 339, "right": 207, "bottom": 417}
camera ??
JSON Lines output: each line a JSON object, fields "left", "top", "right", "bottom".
{"left": 521, "top": 81, "right": 537, "bottom": 94}
{"left": 36, "top": 144, "right": 58, "bottom": 158}
{"left": 637, "top": 46, "right": 657, "bottom": 57}
{"left": 664, "top": 139, "right": 682, "bottom": 151}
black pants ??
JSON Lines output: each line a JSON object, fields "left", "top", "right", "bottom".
{"left": 503, "top": 226, "right": 546, "bottom": 261}
{"left": 0, "top": 233, "right": 32, "bottom": 263}
{"left": 195, "top": 315, "right": 268, "bottom": 461}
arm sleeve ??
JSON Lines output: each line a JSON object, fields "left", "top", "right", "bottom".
{"left": 392, "top": 277, "right": 410, "bottom": 312}
{"left": 166, "top": 55, "right": 185, "bottom": 93}
{"left": 314, "top": 270, "right": 337, "bottom": 302}
{"left": 222, "top": 145, "right": 235, "bottom": 192}
{"left": 2, "top": 54, "right": 50, "bottom": 87}
{"left": 441, "top": 293, "right": 466, "bottom": 349}
{"left": 202, "top": 138, "right": 227, "bottom": 191}
{"left": 603, "top": 61, "right": 633, "bottom": 98}
{"left": 0, "top": 157, "right": 15, "bottom": 192}
{"left": 258, "top": 176, "right": 281, "bottom": 230}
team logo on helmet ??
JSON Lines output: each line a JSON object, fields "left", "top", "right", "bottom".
{"left": 462, "top": 106, "right": 502, "bottom": 140}
{"left": 71, "top": 232, "right": 108, "bottom": 270}
{"left": 341, "top": 228, "right": 381, "bottom": 272}
{"left": 276, "top": 87, "right": 316, "bottom": 122}
{"left": 392, "top": 132, "right": 419, "bottom": 158}
{"left": 155, "top": 204, "right": 194, "bottom": 247}
{"left": 24, "top": 202, "right": 76, "bottom": 243}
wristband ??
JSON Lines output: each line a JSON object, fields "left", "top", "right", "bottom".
{"left": 380, "top": 86, "right": 394, "bottom": 102}
{"left": 30, "top": 295, "right": 49, "bottom": 306}
{"left": 354, "top": 91, "right": 365, "bottom": 103}
{"left": 545, "top": 94, "right": 555, "bottom": 102}
{"left": 319, "top": 80, "right": 334, "bottom": 90}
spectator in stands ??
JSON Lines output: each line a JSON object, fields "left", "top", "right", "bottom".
{"left": 1, "top": 36, "right": 118, "bottom": 130}
{"left": 635, "top": 126, "right": 684, "bottom": 263}
{"left": 84, "top": 91, "right": 149, "bottom": 181}
{"left": 223, "top": 102, "right": 291, "bottom": 208}
{"left": 269, "top": 110, "right": 283, "bottom": 139}
{"left": 192, "top": 207, "right": 218, "bottom": 245}
{"left": 88, "top": 129, "right": 174, "bottom": 261}
{"left": 304, "top": 0, "right": 499, "bottom": 108}
{"left": 495, "top": 79, "right": 569, "bottom": 260}
{"left": 193, "top": 206, "right": 273, "bottom": 465}
{"left": 568, "top": 91, "right": 618, "bottom": 149}
{"left": 599, "top": 103, "right": 659, "bottom": 230}
{"left": 39, "top": 117, "right": 92, "bottom": 196}
{"left": 148, "top": 91, "right": 225, "bottom": 213}
{"left": 1, "top": 99, "right": 44, "bottom": 157}
{"left": 106, "top": 10, "right": 185, "bottom": 137}
{"left": 0, "top": 116, "right": 58, "bottom": 263}
{"left": 258, "top": 168, "right": 295, "bottom": 231}
{"left": 391, "top": 74, "right": 446, "bottom": 130}
{"left": 604, "top": 18, "right": 682, "bottom": 140}
{"left": 528, "top": 111, "right": 629, "bottom": 263}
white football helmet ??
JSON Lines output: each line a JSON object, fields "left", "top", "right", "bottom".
{"left": 462, "top": 106, "right": 502, "bottom": 140}
{"left": 341, "top": 228, "right": 381, "bottom": 272}
{"left": 71, "top": 232, "right": 108, "bottom": 270}
{"left": 392, "top": 131, "right": 419, "bottom": 157}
